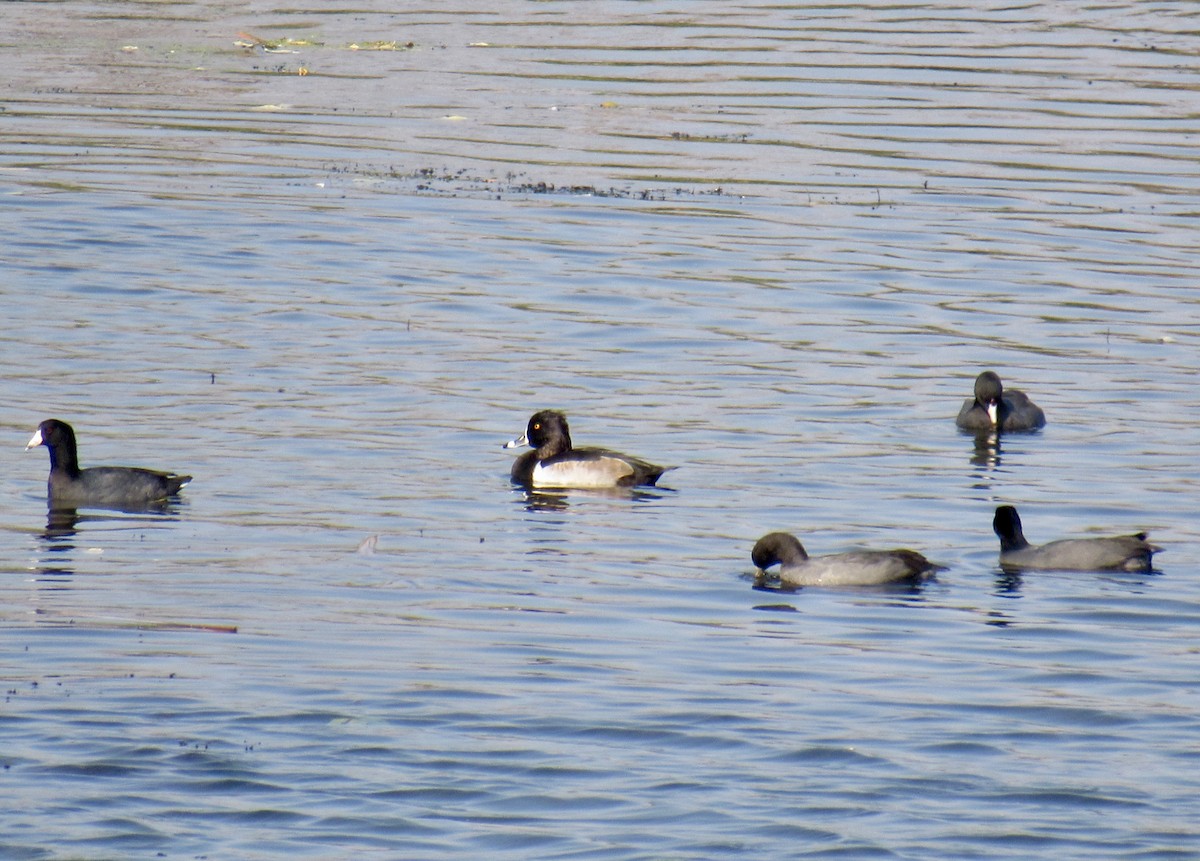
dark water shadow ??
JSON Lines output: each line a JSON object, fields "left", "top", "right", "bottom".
{"left": 41, "top": 500, "right": 186, "bottom": 536}
{"left": 992, "top": 565, "right": 1160, "bottom": 599}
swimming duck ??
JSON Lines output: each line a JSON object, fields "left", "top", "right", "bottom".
{"left": 956, "top": 371, "right": 1045, "bottom": 432}
{"left": 751, "top": 531, "right": 940, "bottom": 588}
{"left": 504, "top": 410, "right": 670, "bottom": 489}
{"left": 993, "top": 505, "right": 1159, "bottom": 572}
{"left": 26, "top": 418, "right": 192, "bottom": 509}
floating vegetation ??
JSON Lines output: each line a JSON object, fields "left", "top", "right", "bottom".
{"left": 321, "top": 164, "right": 741, "bottom": 202}
{"left": 349, "top": 41, "right": 414, "bottom": 51}
{"left": 235, "top": 32, "right": 322, "bottom": 52}
{"left": 235, "top": 32, "right": 414, "bottom": 53}
{"left": 670, "top": 131, "right": 752, "bottom": 143}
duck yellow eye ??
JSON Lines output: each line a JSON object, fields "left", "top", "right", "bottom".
{"left": 533, "top": 423, "right": 541, "bottom": 430}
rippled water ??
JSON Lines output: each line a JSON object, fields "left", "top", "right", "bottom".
{"left": 2, "top": 1, "right": 1199, "bottom": 858}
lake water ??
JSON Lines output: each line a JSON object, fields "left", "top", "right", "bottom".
{"left": 2, "top": 1, "right": 1199, "bottom": 858}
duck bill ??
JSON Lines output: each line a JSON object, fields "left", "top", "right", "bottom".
{"left": 986, "top": 401, "right": 999, "bottom": 427}
{"left": 503, "top": 432, "right": 529, "bottom": 450}
{"left": 25, "top": 428, "right": 43, "bottom": 450}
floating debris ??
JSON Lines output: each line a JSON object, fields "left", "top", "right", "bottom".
{"left": 235, "top": 31, "right": 322, "bottom": 52}
{"left": 349, "top": 41, "right": 412, "bottom": 51}
{"left": 236, "top": 32, "right": 413, "bottom": 53}
{"left": 320, "top": 164, "right": 743, "bottom": 202}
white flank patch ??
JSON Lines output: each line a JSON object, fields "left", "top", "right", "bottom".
{"left": 532, "top": 459, "right": 628, "bottom": 489}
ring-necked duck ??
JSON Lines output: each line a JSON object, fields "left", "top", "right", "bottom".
{"left": 26, "top": 419, "right": 192, "bottom": 508}
{"left": 993, "top": 505, "right": 1160, "bottom": 572}
{"left": 504, "top": 410, "right": 670, "bottom": 489}
{"left": 751, "top": 531, "right": 940, "bottom": 588}
{"left": 956, "top": 371, "right": 1045, "bottom": 432}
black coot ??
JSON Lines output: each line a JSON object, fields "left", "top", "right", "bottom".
{"left": 993, "top": 505, "right": 1159, "bottom": 572}
{"left": 956, "top": 371, "right": 1045, "bottom": 432}
{"left": 26, "top": 419, "right": 192, "bottom": 509}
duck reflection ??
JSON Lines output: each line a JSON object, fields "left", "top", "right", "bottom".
{"left": 982, "top": 608, "right": 1016, "bottom": 628}
{"left": 992, "top": 570, "right": 1024, "bottom": 597}
{"left": 967, "top": 429, "right": 1002, "bottom": 470}
{"left": 752, "top": 576, "right": 932, "bottom": 597}
{"left": 35, "top": 500, "right": 186, "bottom": 581}
{"left": 43, "top": 507, "right": 82, "bottom": 541}
{"left": 32, "top": 508, "right": 83, "bottom": 582}
{"left": 518, "top": 489, "right": 571, "bottom": 513}
{"left": 515, "top": 486, "right": 671, "bottom": 513}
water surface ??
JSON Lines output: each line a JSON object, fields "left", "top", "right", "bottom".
{"left": 2, "top": 1, "right": 1199, "bottom": 858}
